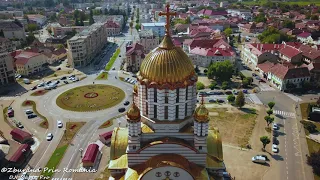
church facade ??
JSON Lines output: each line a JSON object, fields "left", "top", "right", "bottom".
{"left": 108, "top": 4, "right": 225, "bottom": 180}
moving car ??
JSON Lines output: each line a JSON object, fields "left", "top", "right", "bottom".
{"left": 46, "top": 133, "right": 53, "bottom": 141}
{"left": 252, "top": 155, "right": 267, "bottom": 164}
{"left": 124, "top": 101, "right": 130, "bottom": 106}
{"left": 44, "top": 86, "right": 52, "bottom": 90}
{"left": 255, "top": 76, "right": 261, "bottom": 80}
{"left": 118, "top": 108, "right": 125, "bottom": 112}
{"left": 25, "top": 110, "right": 33, "bottom": 115}
{"left": 272, "top": 144, "right": 279, "bottom": 153}
{"left": 27, "top": 114, "right": 37, "bottom": 119}
{"left": 252, "top": 73, "right": 257, "bottom": 77}
{"left": 272, "top": 123, "right": 278, "bottom": 130}
{"left": 57, "top": 121, "right": 63, "bottom": 128}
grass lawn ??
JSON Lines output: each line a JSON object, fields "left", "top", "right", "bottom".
{"left": 56, "top": 85, "right": 125, "bottom": 112}
{"left": 208, "top": 107, "right": 257, "bottom": 147}
{"left": 96, "top": 72, "right": 108, "bottom": 80}
{"left": 41, "top": 122, "right": 85, "bottom": 178}
{"left": 105, "top": 48, "right": 120, "bottom": 71}
{"left": 30, "top": 90, "right": 49, "bottom": 96}
{"left": 21, "top": 100, "right": 48, "bottom": 129}
{"left": 300, "top": 103, "right": 311, "bottom": 120}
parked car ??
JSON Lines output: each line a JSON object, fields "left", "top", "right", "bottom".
{"left": 124, "top": 101, "right": 130, "bottom": 106}
{"left": 225, "top": 91, "right": 232, "bottom": 95}
{"left": 44, "top": 86, "right": 52, "bottom": 90}
{"left": 252, "top": 155, "right": 267, "bottom": 164}
{"left": 30, "top": 86, "right": 37, "bottom": 90}
{"left": 255, "top": 76, "right": 261, "bottom": 80}
{"left": 273, "top": 137, "right": 279, "bottom": 145}
{"left": 233, "top": 90, "right": 238, "bottom": 95}
{"left": 46, "top": 133, "right": 53, "bottom": 141}
{"left": 259, "top": 79, "right": 266, "bottom": 83}
{"left": 37, "top": 82, "right": 45, "bottom": 87}
{"left": 198, "top": 91, "right": 207, "bottom": 96}
{"left": 28, "top": 114, "right": 37, "bottom": 119}
{"left": 256, "top": 154, "right": 269, "bottom": 161}
{"left": 23, "top": 78, "right": 30, "bottom": 84}
{"left": 217, "top": 99, "right": 225, "bottom": 103}
{"left": 273, "top": 130, "right": 278, "bottom": 137}
{"left": 112, "top": 67, "right": 116, "bottom": 70}
{"left": 63, "top": 81, "right": 69, "bottom": 84}
{"left": 16, "top": 122, "right": 24, "bottom": 129}
{"left": 60, "top": 76, "right": 67, "bottom": 80}
{"left": 252, "top": 73, "right": 257, "bottom": 77}
{"left": 118, "top": 108, "right": 126, "bottom": 112}
{"left": 242, "top": 89, "right": 248, "bottom": 94}
{"left": 46, "top": 81, "right": 52, "bottom": 85}
{"left": 25, "top": 110, "right": 33, "bottom": 115}
{"left": 272, "top": 123, "right": 278, "bottom": 130}
{"left": 57, "top": 121, "right": 63, "bottom": 128}
{"left": 57, "top": 67, "right": 61, "bottom": 70}
{"left": 209, "top": 99, "right": 216, "bottom": 103}
{"left": 216, "top": 91, "right": 224, "bottom": 95}
{"left": 272, "top": 144, "right": 279, "bottom": 153}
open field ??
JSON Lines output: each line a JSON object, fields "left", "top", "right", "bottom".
{"left": 208, "top": 107, "right": 257, "bottom": 147}
{"left": 22, "top": 100, "right": 48, "bottom": 129}
{"left": 56, "top": 84, "right": 125, "bottom": 112}
{"left": 41, "top": 122, "right": 85, "bottom": 178}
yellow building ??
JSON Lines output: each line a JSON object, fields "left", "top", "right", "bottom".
{"left": 108, "top": 4, "right": 225, "bottom": 180}
{"left": 15, "top": 51, "right": 47, "bottom": 76}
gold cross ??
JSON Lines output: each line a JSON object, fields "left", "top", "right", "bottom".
{"left": 158, "top": 4, "right": 176, "bottom": 36}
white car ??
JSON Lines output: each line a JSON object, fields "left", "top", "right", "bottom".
{"left": 272, "top": 144, "right": 278, "bottom": 153}
{"left": 25, "top": 110, "right": 33, "bottom": 114}
{"left": 112, "top": 67, "right": 115, "bottom": 70}
{"left": 252, "top": 155, "right": 266, "bottom": 164}
{"left": 46, "top": 133, "right": 53, "bottom": 141}
{"left": 57, "top": 121, "right": 63, "bottom": 128}
{"left": 44, "top": 86, "right": 52, "bottom": 90}
{"left": 37, "top": 82, "right": 45, "bottom": 87}
{"left": 272, "top": 123, "right": 278, "bottom": 130}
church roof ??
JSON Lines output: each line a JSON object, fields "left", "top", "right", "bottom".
{"left": 207, "top": 129, "right": 224, "bottom": 165}
{"left": 110, "top": 127, "right": 128, "bottom": 160}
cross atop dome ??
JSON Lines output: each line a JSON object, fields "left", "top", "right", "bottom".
{"left": 159, "top": 4, "right": 176, "bottom": 36}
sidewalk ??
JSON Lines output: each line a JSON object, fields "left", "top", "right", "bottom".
{"left": 249, "top": 106, "right": 269, "bottom": 151}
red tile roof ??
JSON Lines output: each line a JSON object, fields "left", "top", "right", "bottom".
{"left": 53, "top": 48, "right": 67, "bottom": 55}
{"left": 126, "top": 43, "right": 144, "bottom": 55}
{"left": 299, "top": 45, "right": 320, "bottom": 60}
{"left": 14, "top": 51, "right": 41, "bottom": 65}
{"left": 190, "top": 47, "right": 234, "bottom": 57}
{"left": 99, "top": 131, "right": 112, "bottom": 140}
{"left": 82, "top": 144, "right": 99, "bottom": 164}
{"left": 284, "top": 42, "right": 302, "bottom": 49}
{"left": 279, "top": 46, "right": 301, "bottom": 58}
{"left": 297, "top": 32, "right": 312, "bottom": 38}
{"left": 105, "top": 21, "right": 120, "bottom": 28}
{"left": 257, "top": 61, "right": 275, "bottom": 73}
{"left": 9, "top": 144, "right": 30, "bottom": 162}
{"left": 10, "top": 128, "right": 32, "bottom": 142}
{"left": 258, "top": 62, "right": 310, "bottom": 80}
{"left": 188, "top": 39, "right": 219, "bottom": 49}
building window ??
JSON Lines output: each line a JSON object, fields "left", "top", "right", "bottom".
{"left": 133, "top": 145, "right": 136, "bottom": 149}
{"left": 175, "top": 105, "right": 179, "bottom": 119}
{"left": 154, "top": 88, "right": 157, "bottom": 102}
{"left": 199, "top": 146, "right": 202, "bottom": 150}
{"left": 185, "top": 103, "right": 187, "bottom": 116}
{"left": 165, "top": 106, "right": 168, "bottom": 119}
{"left": 146, "top": 102, "right": 148, "bottom": 115}
{"left": 176, "top": 88, "right": 179, "bottom": 103}
{"left": 186, "top": 87, "right": 188, "bottom": 100}
{"left": 154, "top": 105, "right": 157, "bottom": 118}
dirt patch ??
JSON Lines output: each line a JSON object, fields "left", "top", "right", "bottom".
{"left": 209, "top": 107, "right": 257, "bottom": 147}
{"left": 209, "top": 112, "right": 219, "bottom": 116}
{"left": 198, "top": 76, "right": 212, "bottom": 87}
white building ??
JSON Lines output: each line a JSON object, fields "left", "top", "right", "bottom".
{"left": 0, "top": 20, "right": 26, "bottom": 40}
{"left": 27, "top": 14, "right": 47, "bottom": 27}
{"left": 125, "top": 43, "right": 145, "bottom": 72}
{"left": 138, "top": 29, "right": 159, "bottom": 53}
{"left": 67, "top": 23, "right": 108, "bottom": 67}
{"left": 189, "top": 47, "right": 235, "bottom": 67}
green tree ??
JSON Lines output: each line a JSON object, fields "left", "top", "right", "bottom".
{"left": 89, "top": 9, "right": 95, "bottom": 25}
{"left": 223, "top": 28, "right": 233, "bottom": 37}
{"left": 130, "top": 22, "right": 133, "bottom": 28}
{"left": 311, "top": 15, "right": 319, "bottom": 20}
{"left": 57, "top": 44, "right": 64, "bottom": 49}
{"left": 264, "top": 116, "right": 274, "bottom": 126}
{"left": 282, "top": 20, "right": 295, "bottom": 29}
{"left": 307, "top": 151, "right": 320, "bottom": 175}
{"left": 221, "top": 81, "right": 229, "bottom": 90}
{"left": 227, "top": 94, "right": 235, "bottom": 102}
{"left": 185, "top": 16, "right": 191, "bottom": 24}
{"left": 27, "top": 24, "right": 37, "bottom": 32}
{"left": 196, "top": 82, "right": 205, "bottom": 90}
{"left": 235, "top": 91, "right": 245, "bottom": 108}
{"left": 26, "top": 33, "right": 35, "bottom": 44}
{"left": 260, "top": 136, "right": 270, "bottom": 150}
{"left": 135, "top": 24, "right": 141, "bottom": 30}
{"left": 209, "top": 81, "right": 217, "bottom": 90}
{"left": 207, "top": 61, "right": 234, "bottom": 81}
{"left": 254, "top": 13, "right": 267, "bottom": 23}
{"left": 242, "top": 78, "right": 250, "bottom": 88}
{"left": 267, "top": 109, "right": 273, "bottom": 116}
{"left": 44, "top": 0, "right": 54, "bottom": 7}
{"left": 268, "top": 102, "right": 275, "bottom": 109}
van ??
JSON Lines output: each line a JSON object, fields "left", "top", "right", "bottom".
{"left": 252, "top": 156, "right": 266, "bottom": 164}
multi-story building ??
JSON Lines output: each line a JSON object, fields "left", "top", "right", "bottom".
{"left": 51, "top": 26, "right": 86, "bottom": 37}
{"left": 67, "top": 23, "right": 108, "bottom": 67}
{"left": 0, "top": 20, "right": 26, "bottom": 40}
{"left": 104, "top": 21, "right": 121, "bottom": 36}
{"left": 279, "top": 45, "right": 302, "bottom": 63}
{"left": 27, "top": 14, "right": 47, "bottom": 27}
{"left": 139, "top": 29, "right": 159, "bottom": 53}
{"left": 189, "top": 47, "right": 235, "bottom": 67}
{"left": 0, "top": 37, "right": 15, "bottom": 86}
{"left": 125, "top": 43, "right": 145, "bottom": 72}
{"left": 141, "top": 22, "right": 166, "bottom": 37}
{"left": 0, "top": 37, "right": 14, "bottom": 53}
{"left": 14, "top": 51, "right": 47, "bottom": 76}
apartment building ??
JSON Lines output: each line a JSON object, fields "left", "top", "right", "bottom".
{"left": 67, "top": 23, "right": 107, "bottom": 68}
{"left": 14, "top": 51, "right": 47, "bottom": 76}
{"left": 0, "top": 20, "right": 26, "bottom": 40}
{"left": 0, "top": 37, "right": 15, "bottom": 86}
{"left": 138, "top": 29, "right": 159, "bottom": 53}
{"left": 104, "top": 21, "right": 121, "bottom": 36}
{"left": 51, "top": 26, "right": 86, "bottom": 37}
{"left": 27, "top": 14, "right": 47, "bottom": 27}
{"left": 125, "top": 43, "right": 145, "bottom": 72}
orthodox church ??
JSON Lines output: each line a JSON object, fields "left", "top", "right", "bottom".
{"left": 108, "top": 5, "right": 225, "bottom": 180}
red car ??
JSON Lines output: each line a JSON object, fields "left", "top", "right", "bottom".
{"left": 259, "top": 79, "right": 266, "bottom": 83}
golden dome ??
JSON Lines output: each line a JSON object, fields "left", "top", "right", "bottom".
{"left": 139, "top": 36, "right": 195, "bottom": 84}
{"left": 194, "top": 104, "right": 209, "bottom": 123}
{"left": 133, "top": 84, "right": 138, "bottom": 93}
{"left": 126, "top": 103, "right": 140, "bottom": 122}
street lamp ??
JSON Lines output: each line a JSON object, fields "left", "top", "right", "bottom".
{"left": 79, "top": 148, "right": 83, "bottom": 158}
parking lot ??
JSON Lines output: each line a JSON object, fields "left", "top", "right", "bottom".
{"left": 21, "top": 107, "right": 44, "bottom": 125}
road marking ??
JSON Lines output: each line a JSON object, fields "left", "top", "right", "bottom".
{"left": 61, "top": 143, "right": 80, "bottom": 178}
{"left": 274, "top": 110, "right": 296, "bottom": 118}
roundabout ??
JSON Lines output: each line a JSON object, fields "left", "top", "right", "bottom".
{"left": 56, "top": 84, "right": 125, "bottom": 112}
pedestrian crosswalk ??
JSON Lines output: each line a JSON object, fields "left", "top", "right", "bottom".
{"left": 284, "top": 93, "right": 303, "bottom": 102}
{"left": 247, "top": 94, "right": 263, "bottom": 105}
{"left": 273, "top": 110, "right": 296, "bottom": 118}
